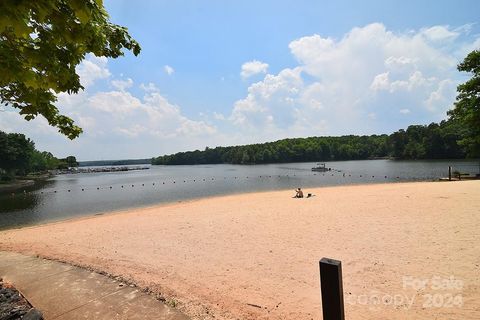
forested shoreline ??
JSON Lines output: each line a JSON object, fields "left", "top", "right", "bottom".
{"left": 0, "top": 131, "right": 77, "bottom": 183}
{"left": 152, "top": 120, "right": 471, "bottom": 165}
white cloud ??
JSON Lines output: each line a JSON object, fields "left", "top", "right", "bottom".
{"left": 227, "top": 23, "right": 478, "bottom": 139}
{"left": 111, "top": 78, "right": 133, "bottom": 91}
{"left": 84, "top": 89, "right": 217, "bottom": 140}
{"left": 231, "top": 67, "right": 303, "bottom": 132}
{"left": 76, "top": 55, "right": 111, "bottom": 88}
{"left": 164, "top": 65, "right": 175, "bottom": 75}
{"left": 140, "top": 82, "right": 159, "bottom": 92}
{"left": 370, "top": 72, "right": 390, "bottom": 91}
{"left": 388, "top": 71, "right": 430, "bottom": 92}
{"left": 1, "top": 65, "right": 216, "bottom": 159}
{"left": 399, "top": 109, "right": 411, "bottom": 114}
{"left": 424, "top": 79, "right": 456, "bottom": 112}
{"left": 89, "top": 91, "right": 142, "bottom": 115}
{"left": 420, "top": 26, "right": 459, "bottom": 42}
{"left": 385, "top": 56, "right": 415, "bottom": 67}
{"left": 85, "top": 86, "right": 216, "bottom": 143}
{"left": 240, "top": 60, "right": 269, "bottom": 79}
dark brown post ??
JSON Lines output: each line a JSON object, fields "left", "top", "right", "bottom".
{"left": 448, "top": 166, "right": 452, "bottom": 181}
{"left": 319, "top": 258, "right": 345, "bottom": 320}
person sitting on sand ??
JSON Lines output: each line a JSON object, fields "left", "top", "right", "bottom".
{"left": 294, "top": 188, "right": 304, "bottom": 198}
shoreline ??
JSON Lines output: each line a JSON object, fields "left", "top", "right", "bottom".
{"left": 2, "top": 179, "right": 435, "bottom": 232}
{"left": 0, "top": 179, "right": 35, "bottom": 192}
{"left": 1, "top": 180, "right": 479, "bottom": 319}
{"left": 3, "top": 158, "right": 477, "bottom": 231}
{"left": 0, "top": 173, "right": 52, "bottom": 193}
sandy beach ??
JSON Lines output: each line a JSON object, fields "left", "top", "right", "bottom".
{"left": 1, "top": 180, "right": 479, "bottom": 319}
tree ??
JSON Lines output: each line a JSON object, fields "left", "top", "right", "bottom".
{"left": 0, "top": 132, "right": 35, "bottom": 176}
{"left": 447, "top": 50, "right": 480, "bottom": 157}
{"left": 0, "top": 0, "right": 140, "bottom": 139}
{"left": 65, "top": 155, "right": 78, "bottom": 167}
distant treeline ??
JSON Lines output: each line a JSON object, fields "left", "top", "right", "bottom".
{"left": 0, "top": 131, "right": 77, "bottom": 181}
{"left": 78, "top": 159, "right": 152, "bottom": 167}
{"left": 152, "top": 120, "right": 469, "bottom": 165}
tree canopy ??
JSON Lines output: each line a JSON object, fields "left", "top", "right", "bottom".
{"left": 0, "top": 130, "right": 77, "bottom": 179}
{"left": 152, "top": 120, "right": 468, "bottom": 165}
{"left": 0, "top": 0, "right": 140, "bottom": 139}
{"left": 448, "top": 49, "right": 480, "bottom": 157}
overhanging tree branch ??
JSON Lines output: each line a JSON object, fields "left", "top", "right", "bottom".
{"left": 0, "top": 0, "right": 141, "bottom": 139}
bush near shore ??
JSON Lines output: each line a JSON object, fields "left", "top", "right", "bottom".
{"left": 0, "top": 130, "right": 77, "bottom": 183}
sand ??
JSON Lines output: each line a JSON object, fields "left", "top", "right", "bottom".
{"left": 1, "top": 181, "right": 479, "bottom": 319}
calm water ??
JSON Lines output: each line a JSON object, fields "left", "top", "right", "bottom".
{"left": 0, "top": 160, "right": 478, "bottom": 230}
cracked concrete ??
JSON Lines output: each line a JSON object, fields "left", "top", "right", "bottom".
{"left": 0, "top": 251, "right": 189, "bottom": 320}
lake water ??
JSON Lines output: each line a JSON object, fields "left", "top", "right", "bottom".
{"left": 0, "top": 160, "right": 478, "bottom": 230}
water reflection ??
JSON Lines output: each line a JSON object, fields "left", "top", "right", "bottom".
{"left": 0, "top": 160, "right": 478, "bottom": 230}
{"left": 0, "top": 193, "right": 40, "bottom": 213}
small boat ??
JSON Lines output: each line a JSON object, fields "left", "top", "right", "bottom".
{"left": 311, "top": 163, "right": 331, "bottom": 172}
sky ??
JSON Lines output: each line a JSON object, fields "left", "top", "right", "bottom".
{"left": 1, "top": 0, "right": 480, "bottom": 160}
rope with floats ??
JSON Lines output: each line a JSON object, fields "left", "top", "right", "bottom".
{"left": 8, "top": 171, "right": 404, "bottom": 197}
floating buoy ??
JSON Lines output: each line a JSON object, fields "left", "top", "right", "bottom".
{"left": 132, "top": 185, "right": 134, "bottom": 187}
{"left": 360, "top": 175, "right": 362, "bottom": 177}
{"left": 82, "top": 189, "right": 84, "bottom": 191}
{"left": 110, "top": 186, "right": 112, "bottom": 189}
{"left": 97, "top": 187, "right": 100, "bottom": 190}
{"left": 385, "top": 176, "right": 387, "bottom": 178}
{"left": 163, "top": 182, "right": 165, "bottom": 184}
{"left": 54, "top": 190, "right": 57, "bottom": 193}
{"left": 121, "top": 185, "right": 124, "bottom": 188}
{"left": 153, "top": 183, "right": 155, "bottom": 185}
{"left": 372, "top": 176, "right": 375, "bottom": 178}
{"left": 142, "top": 184, "right": 144, "bottom": 186}
{"left": 68, "top": 190, "right": 71, "bottom": 192}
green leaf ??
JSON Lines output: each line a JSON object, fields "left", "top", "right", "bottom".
{"left": 0, "top": 0, "right": 141, "bottom": 139}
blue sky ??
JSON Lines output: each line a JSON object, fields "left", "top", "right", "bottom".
{"left": 2, "top": 0, "right": 480, "bottom": 160}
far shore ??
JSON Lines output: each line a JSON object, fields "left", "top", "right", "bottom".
{"left": 0, "top": 180, "right": 479, "bottom": 320}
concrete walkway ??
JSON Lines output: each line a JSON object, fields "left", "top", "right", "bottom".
{"left": 0, "top": 251, "right": 189, "bottom": 320}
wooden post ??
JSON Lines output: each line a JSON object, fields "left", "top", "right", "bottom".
{"left": 448, "top": 166, "right": 452, "bottom": 181}
{"left": 319, "top": 258, "right": 345, "bottom": 320}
